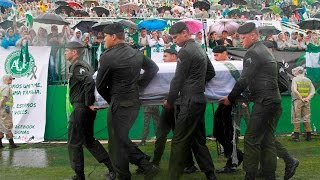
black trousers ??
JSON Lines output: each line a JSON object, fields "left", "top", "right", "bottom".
{"left": 68, "top": 107, "right": 111, "bottom": 174}
{"left": 168, "top": 99, "right": 215, "bottom": 179}
{"left": 153, "top": 106, "right": 194, "bottom": 167}
{"left": 107, "top": 102, "right": 151, "bottom": 180}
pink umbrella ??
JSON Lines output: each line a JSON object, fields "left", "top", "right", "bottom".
{"left": 179, "top": 18, "right": 204, "bottom": 34}
{"left": 209, "top": 20, "right": 240, "bottom": 35}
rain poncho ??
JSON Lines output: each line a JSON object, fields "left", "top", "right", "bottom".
{"left": 1, "top": 29, "right": 20, "bottom": 49}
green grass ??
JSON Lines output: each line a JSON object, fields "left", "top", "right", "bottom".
{"left": 0, "top": 136, "right": 319, "bottom": 180}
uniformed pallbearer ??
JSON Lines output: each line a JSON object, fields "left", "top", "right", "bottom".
{"left": 96, "top": 23, "right": 159, "bottom": 180}
{"left": 164, "top": 22, "right": 217, "bottom": 180}
{"left": 220, "top": 22, "right": 282, "bottom": 180}
{"left": 65, "top": 41, "right": 115, "bottom": 180}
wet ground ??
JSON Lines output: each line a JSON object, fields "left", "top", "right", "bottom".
{"left": 0, "top": 136, "right": 320, "bottom": 179}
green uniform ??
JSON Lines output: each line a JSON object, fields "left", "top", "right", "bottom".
{"left": 228, "top": 41, "right": 281, "bottom": 178}
{"left": 0, "top": 85, "right": 14, "bottom": 139}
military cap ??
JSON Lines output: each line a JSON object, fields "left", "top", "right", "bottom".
{"left": 237, "top": 22, "right": 256, "bottom": 34}
{"left": 212, "top": 45, "right": 227, "bottom": 53}
{"left": 103, "top": 22, "right": 124, "bottom": 34}
{"left": 164, "top": 48, "right": 178, "bottom": 55}
{"left": 263, "top": 40, "right": 275, "bottom": 48}
{"left": 169, "top": 22, "right": 189, "bottom": 35}
{"left": 65, "top": 41, "right": 84, "bottom": 49}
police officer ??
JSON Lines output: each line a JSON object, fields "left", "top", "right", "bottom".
{"left": 0, "top": 74, "right": 18, "bottom": 149}
{"left": 65, "top": 41, "right": 115, "bottom": 180}
{"left": 220, "top": 22, "right": 282, "bottom": 180}
{"left": 164, "top": 22, "right": 217, "bottom": 180}
{"left": 96, "top": 23, "right": 159, "bottom": 180}
{"left": 152, "top": 49, "right": 198, "bottom": 174}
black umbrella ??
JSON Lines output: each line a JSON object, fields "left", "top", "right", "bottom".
{"left": 261, "top": 7, "right": 272, "bottom": 13}
{"left": 218, "top": 0, "right": 232, "bottom": 5}
{"left": 34, "top": 13, "right": 70, "bottom": 25}
{"left": 311, "top": 2, "right": 320, "bottom": 7}
{"left": 72, "top": 20, "right": 98, "bottom": 32}
{"left": 92, "top": 6, "right": 110, "bottom": 17}
{"left": 0, "top": 20, "right": 24, "bottom": 29}
{"left": 157, "top": 6, "right": 171, "bottom": 13}
{"left": 312, "top": 13, "right": 320, "bottom": 18}
{"left": 55, "top": 1, "right": 68, "bottom": 6}
{"left": 92, "top": 21, "right": 113, "bottom": 32}
{"left": 258, "top": 26, "right": 281, "bottom": 36}
{"left": 74, "top": 10, "right": 90, "bottom": 17}
{"left": 83, "top": 0, "right": 99, "bottom": 6}
{"left": 55, "top": 5, "right": 75, "bottom": 16}
{"left": 298, "top": 18, "right": 320, "bottom": 30}
{"left": 116, "top": 19, "right": 138, "bottom": 29}
{"left": 232, "top": 0, "right": 247, "bottom": 5}
{"left": 193, "top": 0, "right": 210, "bottom": 11}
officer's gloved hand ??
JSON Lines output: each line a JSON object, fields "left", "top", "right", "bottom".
{"left": 5, "top": 105, "right": 11, "bottom": 114}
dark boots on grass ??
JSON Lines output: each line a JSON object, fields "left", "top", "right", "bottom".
{"left": 292, "top": 132, "right": 312, "bottom": 142}
{"left": 0, "top": 138, "right": 18, "bottom": 149}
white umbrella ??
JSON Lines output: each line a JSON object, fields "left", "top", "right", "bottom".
{"left": 209, "top": 20, "right": 240, "bottom": 35}
{"left": 171, "top": 5, "right": 185, "bottom": 13}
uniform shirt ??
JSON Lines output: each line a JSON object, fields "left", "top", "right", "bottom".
{"left": 291, "top": 74, "right": 315, "bottom": 101}
{"left": 0, "top": 85, "right": 13, "bottom": 108}
{"left": 228, "top": 41, "right": 281, "bottom": 104}
{"left": 167, "top": 39, "right": 215, "bottom": 105}
{"left": 68, "top": 59, "right": 95, "bottom": 107}
{"left": 96, "top": 43, "right": 159, "bottom": 104}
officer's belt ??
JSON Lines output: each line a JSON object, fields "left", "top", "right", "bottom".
{"left": 72, "top": 103, "right": 87, "bottom": 109}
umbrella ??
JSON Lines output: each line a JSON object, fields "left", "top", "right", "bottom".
{"left": 311, "top": 2, "right": 320, "bottom": 7}
{"left": 0, "top": 0, "right": 15, "bottom": 8}
{"left": 92, "top": 6, "right": 110, "bottom": 17}
{"left": 193, "top": 0, "right": 210, "bottom": 11}
{"left": 55, "top": 1, "right": 68, "bottom": 6}
{"left": 171, "top": 5, "right": 184, "bottom": 13}
{"left": 270, "top": 5, "right": 282, "bottom": 14}
{"left": 83, "top": 0, "right": 99, "bottom": 6}
{"left": 232, "top": 0, "right": 247, "bottom": 5}
{"left": 312, "top": 13, "right": 320, "bottom": 18}
{"left": 179, "top": 19, "right": 203, "bottom": 34}
{"left": 293, "top": 8, "right": 303, "bottom": 12}
{"left": 55, "top": 5, "right": 75, "bottom": 16}
{"left": 92, "top": 21, "right": 113, "bottom": 32}
{"left": 34, "top": 13, "right": 70, "bottom": 25}
{"left": 209, "top": 20, "right": 240, "bottom": 35}
{"left": 211, "top": 4, "right": 222, "bottom": 11}
{"left": 72, "top": 20, "right": 97, "bottom": 32}
{"left": 157, "top": 6, "right": 171, "bottom": 13}
{"left": 261, "top": 7, "right": 272, "bottom": 13}
{"left": 228, "top": 8, "right": 241, "bottom": 16}
{"left": 74, "top": 10, "right": 89, "bottom": 17}
{"left": 0, "top": 20, "right": 23, "bottom": 29}
{"left": 138, "top": 19, "right": 167, "bottom": 31}
{"left": 218, "top": 0, "right": 232, "bottom": 5}
{"left": 116, "top": 19, "right": 138, "bottom": 30}
{"left": 258, "top": 26, "right": 281, "bottom": 36}
{"left": 298, "top": 18, "right": 320, "bottom": 30}
{"left": 67, "top": 1, "right": 82, "bottom": 8}
{"left": 120, "top": 3, "right": 140, "bottom": 13}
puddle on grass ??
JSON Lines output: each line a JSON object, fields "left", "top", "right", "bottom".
{"left": 0, "top": 148, "right": 48, "bottom": 168}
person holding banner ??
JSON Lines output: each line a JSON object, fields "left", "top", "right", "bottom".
{"left": 96, "top": 23, "right": 159, "bottom": 180}
{"left": 164, "top": 22, "right": 217, "bottom": 180}
{"left": 0, "top": 74, "right": 18, "bottom": 149}
{"left": 64, "top": 41, "right": 115, "bottom": 180}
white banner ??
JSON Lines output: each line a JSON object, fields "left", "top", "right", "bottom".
{"left": 0, "top": 46, "right": 51, "bottom": 143}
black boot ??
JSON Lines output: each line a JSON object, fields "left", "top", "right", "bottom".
{"left": 71, "top": 174, "right": 85, "bottom": 180}
{"left": 264, "top": 172, "right": 276, "bottom": 180}
{"left": 292, "top": 132, "right": 300, "bottom": 142}
{"left": 205, "top": 171, "right": 217, "bottom": 180}
{"left": 0, "top": 139, "right": 4, "bottom": 148}
{"left": 284, "top": 157, "right": 299, "bottom": 180}
{"left": 9, "top": 139, "right": 18, "bottom": 149}
{"left": 103, "top": 159, "right": 116, "bottom": 180}
{"left": 306, "top": 132, "right": 312, "bottom": 141}
{"left": 244, "top": 172, "right": 256, "bottom": 180}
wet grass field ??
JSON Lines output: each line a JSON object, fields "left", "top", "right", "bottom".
{"left": 0, "top": 136, "right": 319, "bottom": 180}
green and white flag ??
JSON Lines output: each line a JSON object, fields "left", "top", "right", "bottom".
{"left": 305, "top": 43, "right": 320, "bottom": 93}
{"left": 25, "top": 11, "right": 33, "bottom": 28}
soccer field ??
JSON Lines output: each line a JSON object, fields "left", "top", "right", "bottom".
{"left": 0, "top": 136, "right": 319, "bottom": 180}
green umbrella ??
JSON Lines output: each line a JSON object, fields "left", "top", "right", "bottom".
{"left": 270, "top": 5, "right": 282, "bottom": 14}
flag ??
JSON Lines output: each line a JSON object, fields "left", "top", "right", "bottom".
{"left": 305, "top": 43, "right": 320, "bottom": 94}
{"left": 19, "top": 41, "right": 30, "bottom": 64}
{"left": 25, "top": 11, "right": 33, "bottom": 28}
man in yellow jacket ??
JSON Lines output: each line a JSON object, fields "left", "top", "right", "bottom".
{"left": 291, "top": 66, "right": 315, "bottom": 141}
